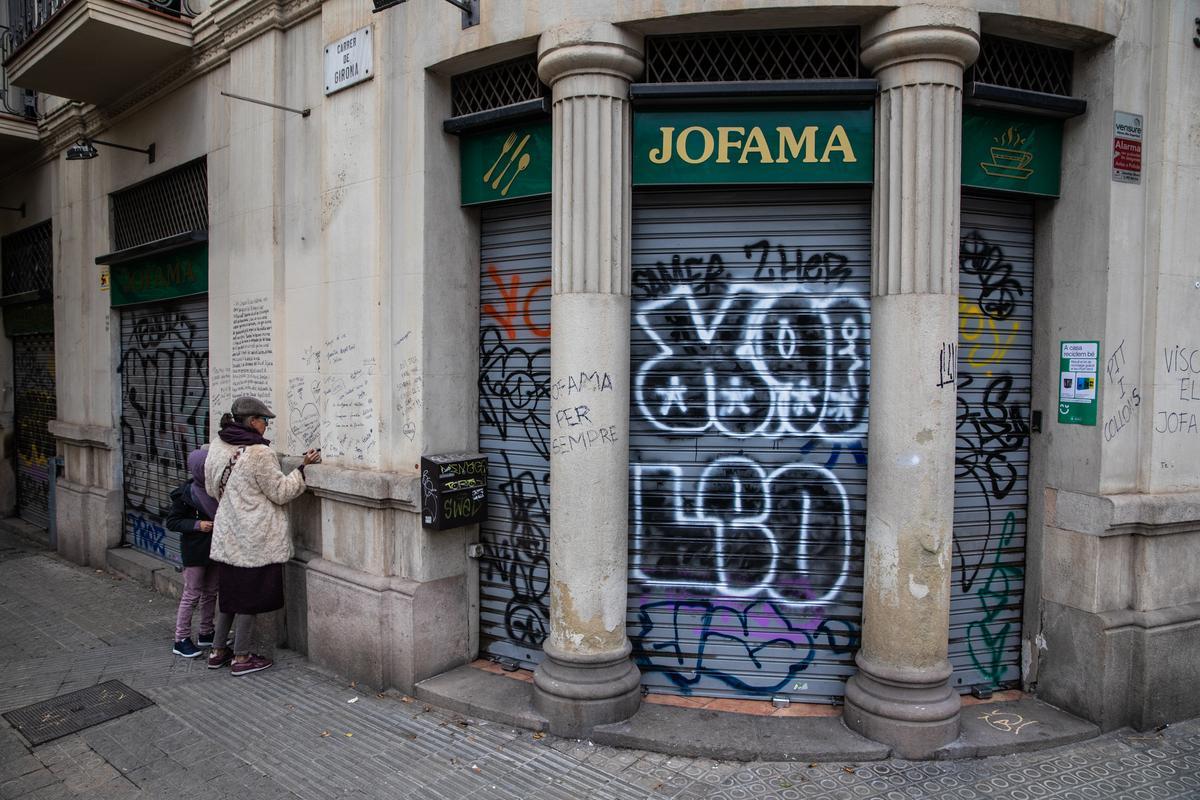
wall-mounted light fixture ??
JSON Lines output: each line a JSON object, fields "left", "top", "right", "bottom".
{"left": 65, "top": 138, "right": 155, "bottom": 163}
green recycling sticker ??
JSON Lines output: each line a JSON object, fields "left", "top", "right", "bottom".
{"left": 1058, "top": 341, "right": 1100, "bottom": 426}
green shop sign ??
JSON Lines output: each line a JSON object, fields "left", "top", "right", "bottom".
{"left": 962, "top": 109, "right": 1063, "bottom": 197}
{"left": 633, "top": 108, "right": 873, "bottom": 186}
{"left": 110, "top": 243, "right": 208, "bottom": 307}
{"left": 460, "top": 121, "right": 551, "bottom": 206}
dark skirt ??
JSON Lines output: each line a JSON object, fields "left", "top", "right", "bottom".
{"left": 216, "top": 562, "right": 284, "bottom": 615}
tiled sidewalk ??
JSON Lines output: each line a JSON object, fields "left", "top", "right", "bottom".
{"left": 1, "top": 528, "right": 1199, "bottom": 799}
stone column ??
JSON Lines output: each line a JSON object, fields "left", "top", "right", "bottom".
{"left": 532, "top": 21, "right": 644, "bottom": 737}
{"left": 842, "top": 5, "right": 980, "bottom": 758}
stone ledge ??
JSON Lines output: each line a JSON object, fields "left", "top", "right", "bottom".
{"left": 1098, "top": 601, "right": 1200, "bottom": 631}
{"left": 416, "top": 665, "right": 1101, "bottom": 761}
{"left": 303, "top": 464, "right": 419, "bottom": 511}
{"left": 1053, "top": 489, "right": 1200, "bottom": 537}
{"left": 106, "top": 546, "right": 182, "bottom": 596}
{"left": 48, "top": 420, "right": 117, "bottom": 450}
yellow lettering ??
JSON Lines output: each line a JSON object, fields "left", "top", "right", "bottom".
{"left": 649, "top": 127, "right": 674, "bottom": 164}
{"left": 677, "top": 126, "right": 714, "bottom": 164}
{"left": 820, "top": 124, "right": 857, "bottom": 163}
{"left": 776, "top": 126, "right": 819, "bottom": 163}
{"left": 715, "top": 126, "right": 744, "bottom": 164}
{"left": 739, "top": 127, "right": 774, "bottom": 164}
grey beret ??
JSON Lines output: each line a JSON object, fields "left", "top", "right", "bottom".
{"left": 230, "top": 396, "right": 276, "bottom": 419}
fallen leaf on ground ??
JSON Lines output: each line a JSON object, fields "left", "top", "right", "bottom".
{"left": 532, "top": 732, "right": 545, "bottom": 740}
{"left": 376, "top": 693, "right": 385, "bottom": 698}
{"left": 319, "top": 731, "right": 330, "bottom": 738}
{"left": 843, "top": 767, "right": 855, "bottom": 774}
{"left": 344, "top": 732, "right": 353, "bottom": 737}
{"left": 423, "top": 705, "right": 432, "bottom": 712}
{"left": 401, "top": 696, "right": 414, "bottom": 703}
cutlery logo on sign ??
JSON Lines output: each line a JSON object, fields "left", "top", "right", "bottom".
{"left": 483, "top": 131, "right": 534, "bottom": 197}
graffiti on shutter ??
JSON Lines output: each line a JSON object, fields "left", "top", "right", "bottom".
{"left": 477, "top": 200, "right": 552, "bottom": 666}
{"left": 952, "top": 195, "right": 1034, "bottom": 691}
{"left": 13, "top": 334, "right": 56, "bottom": 528}
{"left": 119, "top": 297, "right": 210, "bottom": 564}
{"left": 628, "top": 191, "right": 871, "bottom": 699}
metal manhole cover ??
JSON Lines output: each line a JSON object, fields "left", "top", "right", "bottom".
{"left": 2, "top": 680, "right": 153, "bottom": 745}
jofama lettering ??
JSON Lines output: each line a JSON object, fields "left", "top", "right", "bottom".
{"left": 648, "top": 125, "right": 858, "bottom": 166}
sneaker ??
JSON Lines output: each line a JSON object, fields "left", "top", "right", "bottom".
{"left": 230, "top": 654, "right": 273, "bottom": 677}
{"left": 172, "top": 638, "right": 202, "bottom": 658}
{"left": 196, "top": 632, "right": 230, "bottom": 648}
{"left": 207, "top": 647, "right": 234, "bottom": 669}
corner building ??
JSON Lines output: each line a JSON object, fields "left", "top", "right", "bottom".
{"left": 0, "top": 0, "right": 1197, "bottom": 757}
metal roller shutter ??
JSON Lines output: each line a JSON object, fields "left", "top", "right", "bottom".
{"left": 119, "top": 296, "right": 210, "bottom": 565}
{"left": 12, "top": 333, "right": 56, "bottom": 528}
{"left": 478, "top": 199, "right": 552, "bottom": 667}
{"left": 951, "top": 194, "right": 1034, "bottom": 692}
{"left": 629, "top": 190, "right": 871, "bottom": 701}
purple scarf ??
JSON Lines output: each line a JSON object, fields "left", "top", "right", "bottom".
{"left": 218, "top": 420, "right": 271, "bottom": 448}
{"left": 187, "top": 448, "right": 218, "bottom": 520}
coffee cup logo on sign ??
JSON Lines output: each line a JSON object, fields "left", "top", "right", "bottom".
{"left": 980, "top": 126, "right": 1034, "bottom": 180}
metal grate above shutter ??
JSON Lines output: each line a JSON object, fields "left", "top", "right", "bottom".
{"left": 451, "top": 56, "right": 545, "bottom": 118}
{"left": 12, "top": 333, "right": 56, "bottom": 528}
{"left": 2, "top": 220, "right": 52, "bottom": 297}
{"left": 628, "top": 190, "right": 871, "bottom": 701}
{"left": 477, "top": 199, "right": 552, "bottom": 667}
{"left": 644, "top": 28, "right": 863, "bottom": 84}
{"left": 111, "top": 159, "right": 208, "bottom": 251}
{"left": 967, "top": 35, "right": 1073, "bottom": 96}
{"left": 119, "top": 296, "right": 210, "bottom": 565}
{"left": 951, "top": 194, "right": 1034, "bottom": 692}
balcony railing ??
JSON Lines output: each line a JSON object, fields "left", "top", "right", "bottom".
{"left": 0, "top": 27, "right": 37, "bottom": 118}
{"left": 5, "top": 0, "right": 196, "bottom": 53}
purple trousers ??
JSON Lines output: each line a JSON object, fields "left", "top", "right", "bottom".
{"left": 174, "top": 565, "right": 219, "bottom": 641}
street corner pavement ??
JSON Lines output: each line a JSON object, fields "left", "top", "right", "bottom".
{"left": 2, "top": 528, "right": 1199, "bottom": 799}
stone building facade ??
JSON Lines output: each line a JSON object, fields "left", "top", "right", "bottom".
{"left": 0, "top": 0, "right": 1196, "bottom": 757}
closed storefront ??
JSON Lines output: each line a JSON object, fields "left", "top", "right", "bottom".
{"left": 458, "top": 98, "right": 555, "bottom": 668}
{"left": 12, "top": 332, "right": 55, "bottom": 527}
{"left": 628, "top": 190, "right": 871, "bottom": 700}
{"left": 951, "top": 194, "right": 1034, "bottom": 692}
{"left": 117, "top": 292, "right": 210, "bottom": 565}
{"left": 625, "top": 82, "right": 875, "bottom": 700}
{"left": 477, "top": 198, "right": 553, "bottom": 667}
{"left": 2, "top": 219, "right": 55, "bottom": 528}
{"left": 106, "top": 159, "right": 210, "bottom": 565}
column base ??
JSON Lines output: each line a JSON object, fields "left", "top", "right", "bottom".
{"left": 843, "top": 653, "right": 961, "bottom": 758}
{"left": 533, "top": 640, "right": 642, "bottom": 738}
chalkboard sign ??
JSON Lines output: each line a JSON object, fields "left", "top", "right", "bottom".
{"left": 420, "top": 453, "right": 487, "bottom": 531}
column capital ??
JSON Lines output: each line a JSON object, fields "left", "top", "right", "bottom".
{"left": 861, "top": 4, "right": 980, "bottom": 89}
{"left": 537, "top": 21, "right": 644, "bottom": 94}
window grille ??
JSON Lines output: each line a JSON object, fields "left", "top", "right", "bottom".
{"left": 967, "top": 35, "right": 1073, "bottom": 96}
{"left": 1, "top": 220, "right": 52, "bottom": 296}
{"left": 644, "top": 28, "right": 862, "bottom": 83}
{"left": 111, "top": 158, "right": 207, "bottom": 251}
{"left": 451, "top": 55, "right": 544, "bottom": 117}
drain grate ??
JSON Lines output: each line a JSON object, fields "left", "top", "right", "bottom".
{"left": 3, "top": 680, "right": 153, "bottom": 745}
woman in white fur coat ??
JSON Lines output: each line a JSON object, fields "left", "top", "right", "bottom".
{"left": 204, "top": 396, "right": 320, "bottom": 676}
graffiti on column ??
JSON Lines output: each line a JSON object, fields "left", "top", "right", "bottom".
{"left": 119, "top": 307, "right": 209, "bottom": 557}
{"left": 630, "top": 238, "right": 868, "bottom": 695}
{"left": 955, "top": 229, "right": 1030, "bottom": 687}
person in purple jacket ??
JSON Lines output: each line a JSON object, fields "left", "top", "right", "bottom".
{"left": 164, "top": 448, "right": 221, "bottom": 658}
